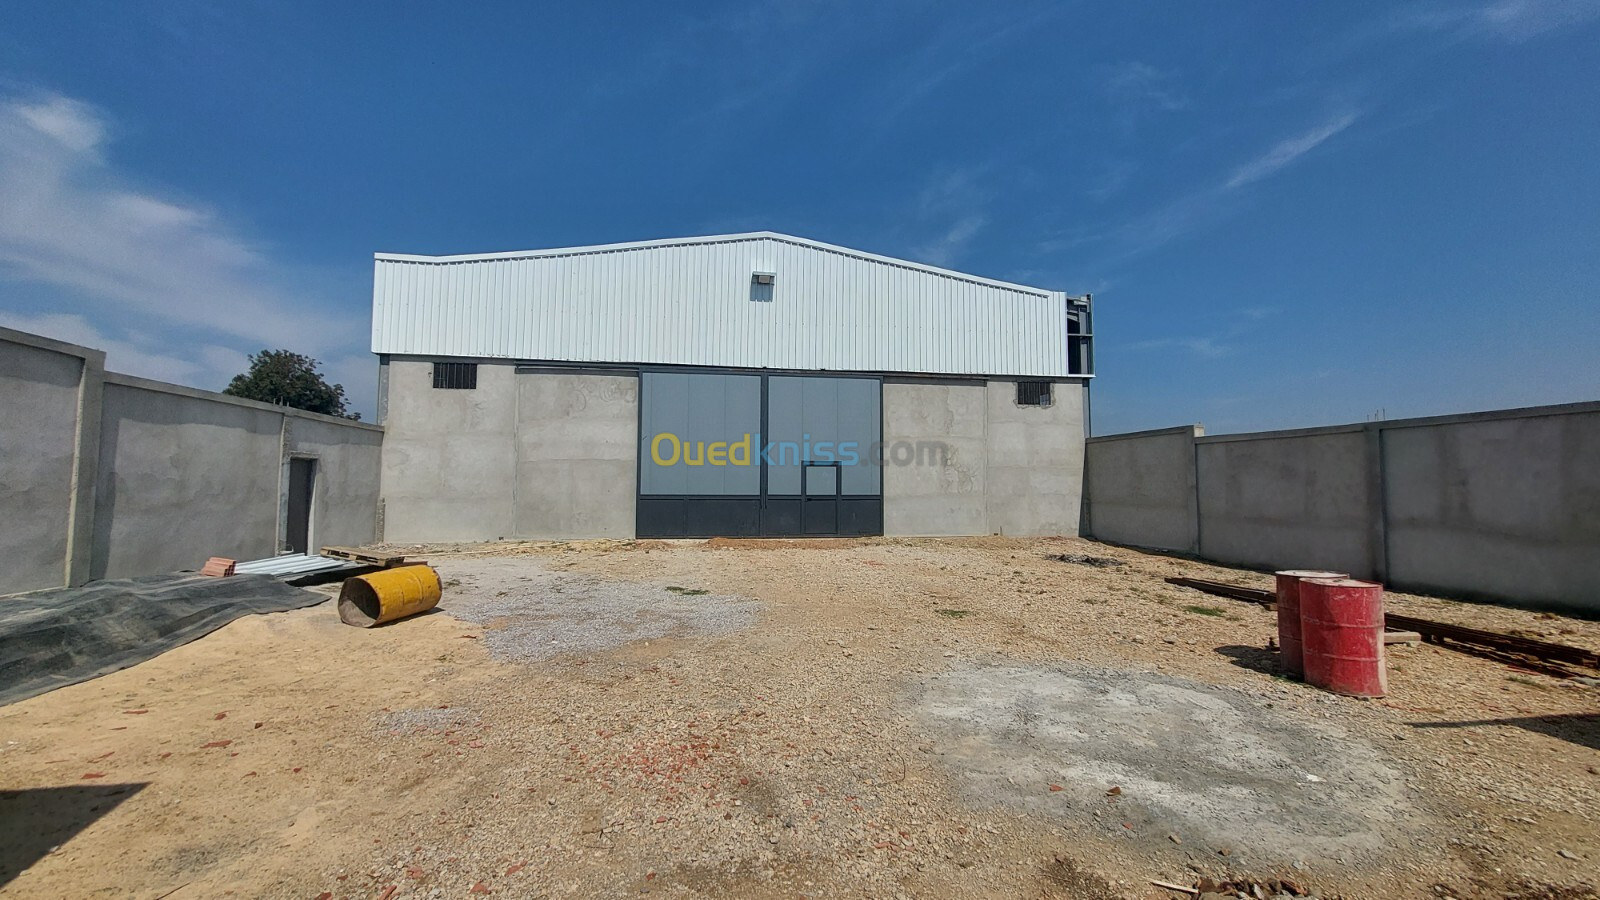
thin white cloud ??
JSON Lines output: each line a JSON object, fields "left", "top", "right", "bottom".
{"left": 0, "top": 91, "right": 360, "bottom": 352}
{"left": 1126, "top": 336, "right": 1232, "bottom": 359}
{"left": 16, "top": 95, "right": 106, "bottom": 154}
{"left": 915, "top": 216, "right": 987, "bottom": 267}
{"left": 917, "top": 168, "right": 989, "bottom": 218}
{"left": 1103, "top": 62, "right": 1190, "bottom": 112}
{"left": 1048, "top": 108, "right": 1365, "bottom": 264}
{"left": 863, "top": 6, "right": 1068, "bottom": 139}
{"left": 0, "top": 310, "right": 248, "bottom": 386}
{"left": 1087, "top": 161, "right": 1136, "bottom": 201}
{"left": 1237, "top": 305, "right": 1282, "bottom": 321}
{"left": 1394, "top": 0, "right": 1600, "bottom": 43}
{"left": 1225, "top": 111, "right": 1360, "bottom": 190}
{"left": 0, "top": 309, "right": 375, "bottom": 417}
{"left": 910, "top": 166, "right": 995, "bottom": 266}
{"left": 0, "top": 90, "right": 373, "bottom": 415}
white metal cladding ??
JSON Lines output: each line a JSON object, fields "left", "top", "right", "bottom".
{"left": 372, "top": 232, "right": 1078, "bottom": 377}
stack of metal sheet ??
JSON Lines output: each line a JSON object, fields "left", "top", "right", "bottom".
{"left": 234, "top": 554, "right": 364, "bottom": 581}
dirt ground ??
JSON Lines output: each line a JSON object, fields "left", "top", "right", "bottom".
{"left": 2, "top": 537, "right": 1597, "bottom": 899}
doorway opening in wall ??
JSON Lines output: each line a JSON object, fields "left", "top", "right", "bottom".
{"left": 635, "top": 370, "right": 884, "bottom": 538}
{"left": 287, "top": 458, "right": 317, "bottom": 554}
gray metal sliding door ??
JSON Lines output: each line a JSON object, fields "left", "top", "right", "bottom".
{"left": 636, "top": 371, "right": 882, "bottom": 538}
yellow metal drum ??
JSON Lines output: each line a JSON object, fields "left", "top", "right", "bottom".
{"left": 338, "top": 564, "right": 442, "bottom": 627}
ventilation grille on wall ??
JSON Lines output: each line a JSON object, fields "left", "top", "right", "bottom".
{"left": 432, "top": 362, "right": 478, "bottom": 390}
{"left": 1016, "top": 381, "right": 1052, "bottom": 406}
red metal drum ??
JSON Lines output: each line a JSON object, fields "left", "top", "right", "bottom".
{"left": 1299, "top": 578, "right": 1387, "bottom": 698}
{"left": 1274, "top": 570, "right": 1347, "bottom": 678}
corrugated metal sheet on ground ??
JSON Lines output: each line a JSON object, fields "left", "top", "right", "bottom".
{"left": 372, "top": 232, "right": 1080, "bottom": 378}
{"left": 234, "top": 554, "right": 358, "bottom": 577}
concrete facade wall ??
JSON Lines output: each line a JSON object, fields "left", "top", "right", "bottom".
{"left": 882, "top": 379, "right": 989, "bottom": 536}
{"left": 1083, "top": 425, "right": 1201, "bottom": 553}
{"left": 380, "top": 359, "right": 519, "bottom": 541}
{"left": 382, "top": 366, "right": 1089, "bottom": 541}
{"left": 985, "top": 380, "right": 1086, "bottom": 536}
{"left": 513, "top": 370, "right": 638, "bottom": 539}
{"left": 379, "top": 361, "right": 639, "bottom": 542}
{"left": 0, "top": 327, "right": 383, "bottom": 592}
{"left": 882, "top": 378, "right": 1087, "bottom": 537}
{"left": 1082, "top": 401, "right": 1600, "bottom": 612}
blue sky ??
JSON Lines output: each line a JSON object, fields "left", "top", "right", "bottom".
{"left": 1, "top": 1, "right": 1596, "bottom": 430}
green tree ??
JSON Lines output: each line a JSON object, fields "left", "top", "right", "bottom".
{"left": 223, "top": 349, "right": 360, "bottom": 420}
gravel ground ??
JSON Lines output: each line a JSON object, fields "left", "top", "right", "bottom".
{"left": 437, "top": 559, "right": 759, "bottom": 663}
{"left": 2, "top": 536, "right": 1597, "bottom": 899}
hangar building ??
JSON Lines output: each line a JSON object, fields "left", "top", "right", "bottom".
{"left": 371, "top": 232, "right": 1093, "bottom": 540}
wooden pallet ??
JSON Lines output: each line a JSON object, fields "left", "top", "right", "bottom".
{"left": 319, "top": 546, "right": 409, "bottom": 566}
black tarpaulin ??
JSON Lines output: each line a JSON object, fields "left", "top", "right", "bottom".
{"left": 0, "top": 574, "right": 325, "bottom": 706}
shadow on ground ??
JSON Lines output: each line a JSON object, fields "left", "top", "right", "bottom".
{"left": 0, "top": 783, "right": 147, "bottom": 887}
{"left": 1214, "top": 644, "right": 1284, "bottom": 678}
{"left": 1408, "top": 714, "right": 1600, "bottom": 752}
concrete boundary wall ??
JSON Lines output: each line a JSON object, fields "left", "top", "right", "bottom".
{"left": 0, "top": 327, "right": 383, "bottom": 592}
{"left": 1084, "top": 401, "right": 1600, "bottom": 613}
{"left": 0, "top": 330, "right": 105, "bottom": 592}
{"left": 1082, "top": 425, "right": 1202, "bottom": 554}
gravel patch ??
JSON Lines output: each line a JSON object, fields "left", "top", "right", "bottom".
{"left": 376, "top": 706, "right": 480, "bottom": 734}
{"left": 436, "top": 557, "right": 760, "bottom": 662}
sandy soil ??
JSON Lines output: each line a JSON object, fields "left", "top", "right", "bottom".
{"left": 1, "top": 537, "right": 1597, "bottom": 899}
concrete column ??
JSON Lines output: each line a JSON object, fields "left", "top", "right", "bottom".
{"left": 64, "top": 347, "right": 106, "bottom": 587}
{"left": 1364, "top": 422, "right": 1389, "bottom": 584}
{"left": 1186, "top": 424, "right": 1204, "bottom": 555}
{"left": 277, "top": 414, "right": 293, "bottom": 554}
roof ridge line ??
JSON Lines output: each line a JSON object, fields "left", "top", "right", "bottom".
{"left": 373, "top": 232, "right": 1061, "bottom": 297}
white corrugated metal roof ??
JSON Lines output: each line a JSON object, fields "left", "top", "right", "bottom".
{"left": 372, "top": 232, "right": 1086, "bottom": 378}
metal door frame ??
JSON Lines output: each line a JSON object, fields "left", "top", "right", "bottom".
{"left": 284, "top": 455, "right": 317, "bottom": 554}
{"left": 800, "top": 460, "right": 843, "bottom": 536}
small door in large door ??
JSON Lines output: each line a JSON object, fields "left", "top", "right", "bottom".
{"left": 801, "top": 462, "right": 841, "bottom": 535}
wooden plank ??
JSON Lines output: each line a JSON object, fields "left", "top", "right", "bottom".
{"left": 1383, "top": 631, "right": 1421, "bottom": 645}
